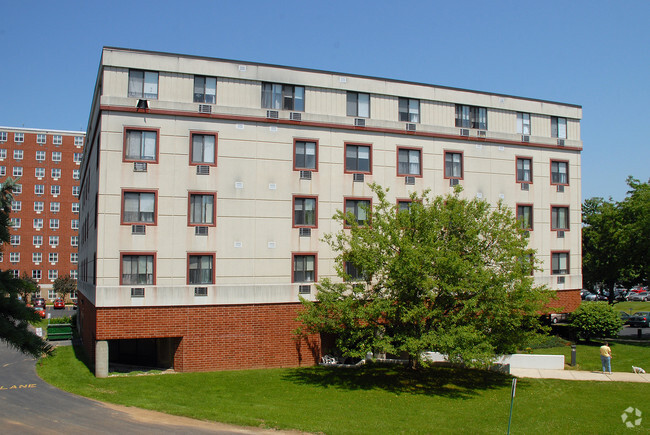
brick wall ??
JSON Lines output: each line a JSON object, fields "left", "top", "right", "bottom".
{"left": 546, "top": 289, "right": 582, "bottom": 313}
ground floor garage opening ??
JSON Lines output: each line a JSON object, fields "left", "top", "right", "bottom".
{"left": 108, "top": 337, "right": 180, "bottom": 372}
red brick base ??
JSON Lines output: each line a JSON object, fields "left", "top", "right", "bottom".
{"left": 546, "top": 289, "right": 582, "bottom": 313}
{"left": 78, "top": 294, "right": 321, "bottom": 372}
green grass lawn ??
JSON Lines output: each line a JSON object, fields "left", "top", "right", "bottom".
{"left": 530, "top": 340, "right": 650, "bottom": 372}
{"left": 37, "top": 346, "right": 650, "bottom": 434}
{"left": 615, "top": 301, "right": 650, "bottom": 315}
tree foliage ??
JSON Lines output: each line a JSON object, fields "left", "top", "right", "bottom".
{"left": 53, "top": 275, "right": 77, "bottom": 300}
{"left": 569, "top": 302, "right": 623, "bottom": 341}
{"left": 297, "top": 184, "right": 550, "bottom": 367}
{"left": 18, "top": 272, "right": 39, "bottom": 303}
{"left": 0, "top": 178, "right": 52, "bottom": 357}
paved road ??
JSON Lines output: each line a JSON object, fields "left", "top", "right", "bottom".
{"left": 0, "top": 343, "right": 293, "bottom": 434}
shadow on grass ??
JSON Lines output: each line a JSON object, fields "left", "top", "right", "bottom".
{"left": 282, "top": 363, "right": 511, "bottom": 399}
{"left": 71, "top": 343, "right": 95, "bottom": 375}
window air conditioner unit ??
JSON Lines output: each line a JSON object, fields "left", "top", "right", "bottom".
{"left": 194, "top": 287, "right": 208, "bottom": 296}
{"left": 556, "top": 185, "right": 565, "bottom": 193}
{"left": 298, "top": 284, "right": 311, "bottom": 294}
{"left": 477, "top": 130, "right": 487, "bottom": 138}
{"left": 354, "top": 118, "right": 366, "bottom": 127}
{"left": 290, "top": 112, "right": 301, "bottom": 121}
{"left": 198, "top": 104, "right": 212, "bottom": 114}
{"left": 299, "top": 227, "right": 311, "bottom": 237}
{"left": 522, "top": 135, "right": 530, "bottom": 142}
{"left": 266, "top": 110, "right": 279, "bottom": 119}
{"left": 557, "top": 231, "right": 565, "bottom": 238}
{"left": 195, "top": 226, "right": 208, "bottom": 236}
{"left": 132, "top": 225, "right": 146, "bottom": 235}
{"left": 449, "top": 178, "right": 460, "bottom": 187}
{"left": 406, "top": 123, "right": 416, "bottom": 132}
{"left": 131, "top": 288, "right": 145, "bottom": 298}
{"left": 196, "top": 165, "right": 210, "bottom": 175}
{"left": 557, "top": 276, "right": 565, "bottom": 284}
{"left": 405, "top": 176, "right": 415, "bottom": 185}
{"left": 133, "top": 162, "right": 147, "bottom": 172}
{"left": 460, "top": 129, "right": 470, "bottom": 137}
{"left": 557, "top": 139, "right": 565, "bottom": 146}
{"left": 521, "top": 183, "right": 530, "bottom": 191}
{"left": 299, "top": 170, "right": 312, "bottom": 180}
{"left": 353, "top": 173, "right": 365, "bottom": 182}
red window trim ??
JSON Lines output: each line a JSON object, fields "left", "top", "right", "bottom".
{"left": 344, "top": 142, "right": 373, "bottom": 175}
{"left": 516, "top": 203, "right": 534, "bottom": 231}
{"left": 292, "top": 194, "right": 318, "bottom": 228}
{"left": 396, "top": 146, "right": 423, "bottom": 177}
{"left": 119, "top": 252, "right": 157, "bottom": 285}
{"left": 189, "top": 131, "right": 218, "bottom": 167}
{"left": 120, "top": 188, "right": 158, "bottom": 226}
{"left": 550, "top": 204, "right": 570, "bottom": 232}
{"left": 515, "top": 155, "right": 533, "bottom": 184}
{"left": 549, "top": 159, "right": 570, "bottom": 186}
{"left": 293, "top": 138, "right": 319, "bottom": 172}
{"left": 443, "top": 150, "right": 464, "bottom": 180}
{"left": 550, "top": 250, "right": 570, "bottom": 275}
{"left": 122, "top": 126, "right": 160, "bottom": 164}
{"left": 343, "top": 197, "right": 373, "bottom": 228}
{"left": 186, "top": 252, "right": 216, "bottom": 285}
{"left": 291, "top": 252, "right": 318, "bottom": 284}
{"left": 187, "top": 191, "right": 217, "bottom": 227}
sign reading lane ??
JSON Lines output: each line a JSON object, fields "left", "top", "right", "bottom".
{"left": 0, "top": 384, "right": 37, "bottom": 390}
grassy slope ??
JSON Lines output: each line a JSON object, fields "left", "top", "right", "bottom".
{"left": 38, "top": 346, "right": 649, "bottom": 434}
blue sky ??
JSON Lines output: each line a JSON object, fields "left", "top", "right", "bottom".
{"left": 1, "top": 0, "right": 647, "bottom": 201}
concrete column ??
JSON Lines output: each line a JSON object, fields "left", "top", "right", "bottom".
{"left": 95, "top": 340, "right": 109, "bottom": 378}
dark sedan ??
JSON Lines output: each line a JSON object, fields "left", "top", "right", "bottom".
{"left": 628, "top": 312, "right": 650, "bottom": 328}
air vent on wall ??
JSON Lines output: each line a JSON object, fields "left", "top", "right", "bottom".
{"left": 132, "top": 225, "right": 146, "bottom": 235}
{"left": 290, "top": 112, "right": 302, "bottom": 121}
{"left": 266, "top": 110, "right": 279, "bottom": 119}
{"left": 406, "top": 123, "right": 416, "bottom": 132}
{"left": 299, "top": 227, "right": 311, "bottom": 237}
{"left": 298, "top": 284, "right": 311, "bottom": 294}
{"left": 198, "top": 104, "right": 212, "bottom": 114}
{"left": 477, "top": 130, "right": 487, "bottom": 138}
{"left": 194, "top": 287, "right": 208, "bottom": 296}
{"left": 131, "top": 288, "right": 145, "bottom": 298}
{"left": 133, "top": 162, "right": 147, "bottom": 172}
{"left": 449, "top": 178, "right": 460, "bottom": 186}
{"left": 354, "top": 118, "right": 366, "bottom": 127}
{"left": 299, "top": 170, "right": 312, "bottom": 180}
{"left": 195, "top": 226, "right": 208, "bottom": 236}
{"left": 196, "top": 165, "right": 210, "bottom": 175}
{"left": 353, "top": 173, "right": 365, "bottom": 182}
{"left": 557, "top": 185, "right": 565, "bottom": 193}
{"left": 460, "top": 129, "right": 470, "bottom": 137}
{"left": 557, "top": 139, "right": 565, "bottom": 147}
{"left": 557, "top": 276, "right": 565, "bottom": 284}
{"left": 521, "top": 183, "right": 530, "bottom": 191}
{"left": 405, "top": 176, "right": 415, "bottom": 185}
{"left": 557, "top": 231, "right": 565, "bottom": 238}
{"left": 522, "top": 135, "right": 530, "bottom": 142}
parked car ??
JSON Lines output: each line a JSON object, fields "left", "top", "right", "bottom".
{"left": 628, "top": 292, "right": 650, "bottom": 302}
{"left": 550, "top": 313, "right": 568, "bottom": 324}
{"left": 53, "top": 298, "right": 65, "bottom": 309}
{"left": 32, "top": 297, "right": 46, "bottom": 308}
{"left": 628, "top": 312, "right": 650, "bottom": 328}
{"left": 631, "top": 285, "right": 648, "bottom": 294}
{"left": 583, "top": 292, "right": 599, "bottom": 301}
{"left": 34, "top": 306, "right": 46, "bottom": 319}
{"left": 619, "top": 311, "right": 631, "bottom": 324}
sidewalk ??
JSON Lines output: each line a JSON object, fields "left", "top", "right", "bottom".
{"left": 511, "top": 368, "right": 650, "bottom": 382}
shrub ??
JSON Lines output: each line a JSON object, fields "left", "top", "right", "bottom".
{"left": 569, "top": 302, "right": 623, "bottom": 341}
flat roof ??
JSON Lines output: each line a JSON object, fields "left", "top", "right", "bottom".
{"left": 0, "top": 126, "right": 85, "bottom": 135}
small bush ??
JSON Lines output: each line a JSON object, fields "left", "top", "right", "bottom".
{"left": 569, "top": 302, "right": 623, "bottom": 341}
{"left": 49, "top": 316, "right": 72, "bottom": 325}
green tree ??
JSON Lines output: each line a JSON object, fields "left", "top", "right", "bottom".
{"left": 569, "top": 302, "right": 623, "bottom": 341}
{"left": 297, "top": 184, "right": 550, "bottom": 368}
{"left": 18, "top": 272, "right": 39, "bottom": 303}
{"left": 619, "top": 177, "right": 650, "bottom": 286}
{"left": 0, "top": 178, "right": 52, "bottom": 357}
{"left": 52, "top": 275, "right": 77, "bottom": 300}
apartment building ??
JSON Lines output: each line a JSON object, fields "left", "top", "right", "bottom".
{"left": 79, "top": 47, "right": 582, "bottom": 376}
{"left": 0, "top": 127, "right": 84, "bottom": 299}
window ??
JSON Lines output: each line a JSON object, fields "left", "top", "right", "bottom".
{"left": 72, "top": 169, "right": 80, "bottom": 180}
{"left": 444, "top": 152, "right": 463, "bottom": 179}
{"left": 128, "top": 70, "right": 158, "bottom": 99}
{"left": 49, "top": 236, "right": 59, "bottom": 246}
{"left": 51, "top": 185, "right": 60, "bottom": 196}
{"left": 397, "top": 148, "right": 421, "bottom": 176}
{"left": 71, "top": 253, "right": 78, "bottom": 263}
{"left": 261, "top": 83, "right": 305, "bottom": 111}
{"left": 345, "top": 144, "right": 371, "bottom": 173}
{"left": 125, "top": 129, "right": 158, "bottom": 161}
{"left": 551, "top": 252, "right": 569, "bottom": 275}
{"left": 121, "top": 254, "right": 155, "bottom": 285}
{"left": 398, "top": 98, "right": 420, "bottom": 123}
{"left": 517, "top": 113, "right": 531, "bottom": 135}
{"left": 53, "top": 135, "right": 62, "bottom": 145}
{"left": 293, "top": 254, "right": 316, "bottom": 283}
{"left": 345, "top": 199, "right": 371, "bottom": 226}
{"left": 347, "top": 92, "right": 370, "bottom": 118}
{"left": 0, "top": 166, "right": 5, "bottom": 176}
{"left": 294, "top": 140, "right": 317, "bottom": 171}
{"left": 34, "top": 201, "right": 44, "bottom": 212}
{"left": 14, "top": 133, "right": 24, "bottom": 143}
{"left": 11, "top": 201, "right": 20, "bottom": 211}
{"left": 10, "top": 253, "right": 20, "bottom": 263}
{"left": 122, "top": 191, "right": 156, "bottom": 224}
{"left": 36, "top": 150, "right": 46, "bottom": 161}
{"left": 190, "top": 133, "right": 216, "bottom": 165}
{"left": 517, "top": 205, "right": 533, "bottom": 230}
{"left": 0, "top": 149, "right": 6, "bottom": 159}
{"left": 455, "top": 105, "right": 488, "bottom": 130}
{"left": 13, "top": 184, "right": 21, "bottom": 194}
{"left": 188, "top": 254, "right": 214, "bottom": 284}
{"left": 72, "top": 186, "right": 80, "bottom": 196}
{"left": 344, "top": 261, "right": 365, "bottom": 282}
{"left": 70, "top": 270, "right": 78, "bottom": 280}
{"left": 11, "top": 270, "right": 19, "bottom": 278}
{"left": 50, "top": 202, "right": 60, "bottom": 212}
{"left": 516, "top": 157, "right": 532, "bottom": 183}
{"left": 50, "top": 219, "right": 60, "bottom": 229}
{"left": 37, "top": 134, "right": 46, "bottom": 144}
{"left": 51, "top": 168, "right": 61, "bottom": 179}
{"left": 74, "top": 136, "right": 84, "bottom": 146}
{"left": 52, "top": 151, "right": 61, "bottom": 162}
{"left": 72, "top": 203, "right": 79, "bottom": 213}
{"left": 32, "top": 270, "right": 42, "bottom": 280}
{"left": 551, "top": 161, "right": 569, "bottom": 185}
{"left": 33, "top": 218, "right": 43, "bottom": 229}
{"left": 71, "top": 236, "right": 79, "bottom": 247}
{"left": 35, "top": 167, "right": 45, "bottom": 178}
{"left": 13, "top": 150, "right": 23, "bottom": 160}
{"left": 49, "top": 253, "right": 58, "bottom": 263}
{"left": 33, "top": 235, "right": 43, "bottom": 246}
{"left": 551, "top": 117, "right": 567, "bottom": 139}
{"left": 71, "top": 219, "right": 79, "bottom": 230}
{"left": 293, "top": 196, "right": 317, "bottom": 227}
{"left": 551, "top": 206, "right": 570, "bottom": 231}
{"left": 10, "top": 218, "right": 20, "bottom": 228}
{"left": 0, "top": 132, "right": 6, "bottom": 142}
{"left": 193, "top": 76, "right": 217, "bottom": 104}
{"left": 13, "top": 167, "right": 22, "bottom": 176}
{"left": 73, "top": 152, "right": 82, "bottom": 163}
{"left": 10, "top": 235, "right": 20, "bottom": 245}
{"left": 188, "top": 193, "right": 215, "bottom": 226}
{"left": 48, "top": 270, "right": 58, "bottom": 281}
{"left": 33, "top": 253, "right": 42, "bottom": 263}
{"left": 47, "top": 289, "right": 56, "bottom": 299}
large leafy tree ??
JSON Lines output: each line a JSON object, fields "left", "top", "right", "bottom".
{"left": 53, "top": 275, "right": 77, "bottom": 300}
{"left": 0, "top": 178, "right": 51, "bottom": 357}
{"left": 297, "top": 184, "right": 549, "bottom": 367}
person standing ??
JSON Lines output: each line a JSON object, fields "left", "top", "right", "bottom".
{"left": 600, "top": 341, "right": 612, "bottom": 374}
